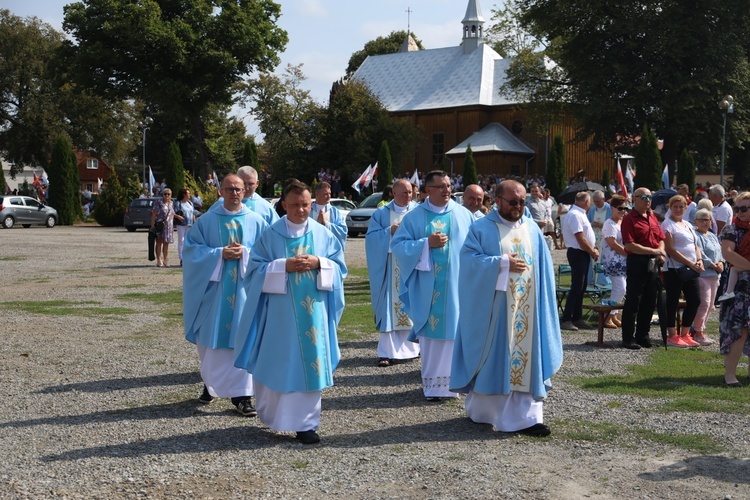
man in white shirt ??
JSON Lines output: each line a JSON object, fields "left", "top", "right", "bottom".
{"left": 560, "top": 191, "right": 598, "bottom": 331}
{"left": 710, "top": 185, "right": 733, "bottom": 235}
{"left": 310, "top": 181, "right": 347, "bottom": 250}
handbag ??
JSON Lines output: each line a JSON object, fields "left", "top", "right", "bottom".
{"left": 154, "top": 220, "right": 165, "bottom": 232}
{"left": 676, "top": 265, "right": 700, "bottom": 282}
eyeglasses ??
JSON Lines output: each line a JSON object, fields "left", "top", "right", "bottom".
{"left": 695, "top": 218, "right": 711, "bottom": 222}
{"left": 639, "top": 195, "right": 652, "bottom": 201}
{"left": 223, "top": 188, "right": 243, "bottom": 194}
{"left": 427, "top": 185, "right": 451, "bottom": 191}
{"left": 737, "top": 205, "right": 750, "bottom": 213}
{"left": 499, "top": 196, "right": 526, "bottom": 207}
{"left": 616, "top": 206, "right": 630, "bottom": 212}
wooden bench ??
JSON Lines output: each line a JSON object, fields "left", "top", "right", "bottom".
{"left": 581, "top": 301, "right": 687, "bottom": 348}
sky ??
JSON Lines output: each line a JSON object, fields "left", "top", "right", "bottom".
{"left": 3, "top": 0, "right": 493, "bottom": 136}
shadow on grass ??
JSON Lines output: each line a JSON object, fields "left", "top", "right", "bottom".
{"left": 34, "top": 372, "right": 201, "bottom": 394}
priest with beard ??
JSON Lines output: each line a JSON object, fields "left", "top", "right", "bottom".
{"left": 451, "top": 180, "right": 563, "bottom": 437}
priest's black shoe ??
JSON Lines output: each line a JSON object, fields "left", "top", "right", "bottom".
{"left": 296, "top": 430, "right": 321, "bottom": 444}
{"left": 197, "top": 385, "right": 214, "bottom": 404}
{"left": 517, "top": 423, "right": 550, "bottom": 437}
{"left": 619, "top": 341, "right": 641, "bottom": 350}
{"left": 636, "top": 338, "right": 653, "bottom": 348}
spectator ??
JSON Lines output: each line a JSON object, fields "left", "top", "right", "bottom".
{"left": 601, "top": 195, "right": 629, "bottom": 328}
{"left": 150, "top": 189, "right": 175, "bottom": 267}
{"left": 710, "top": 185, "right": 733, "bottom": 235}
{"left": 693, "top": 208, "right": 723, "bottom": 345}
{"left": 173, "top": 188, "right": 196, "bottom": 266}
{"left": 462, "top": 184, "right": 485, "bottom": 220}
{"left": 377, "top": 184, "right": 394, "bottom": 208}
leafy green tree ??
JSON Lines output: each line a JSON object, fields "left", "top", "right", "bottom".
{"left": 546, "top": 134, "right": 566, "bottom": 198}
{"left": 677, "top": 149, "right": 697, "bottom": 197}
{"left": 346, "top": 30, "right": 424, "bottom": 77}
{"left": 240, "top": 139, "right": 259, "bottom": 168}
{"left": 728, "top": 145, "right": 750, "bottom": 189}
{"left": 634, "top": 124, "right": 662, "bottom": 191}
{"left": 164, "top": 141, "right": 186, "bottom": 192}
{"left": 47, "top": 135, "right": 80, "bottom": 225}
{"left": 462, "top": 145, "right": 478, "bottom": 187}
{"left": 486, "top": 0, "right": 540, "bottom": 58}
{"left": 507, "top": 0, "right": 750, "bottom": 167}
{"left": 63, "top": 0, "right": 289, "bottom": 179}
{"left": 125, "top": 171, "right": 143, "bottom": 201}
{"left": 601, "top": 167, "right": 611, "bottom": 197}
{"left": 377, "top": 140, "right": 393, "bottom": 189}
{"left": 0, "top": 163, "right": 6, "bottom": 194}
{"left": 93, "top": 166, "right": 128, "bottom": 226}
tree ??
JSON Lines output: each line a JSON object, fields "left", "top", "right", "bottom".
{"left": 634, "top": 124, "right": 662, "bottom": 192}
{"left": 0, "top": 163, "right": 6, "bottom": 194}
{"left": 93, "top": 166, "right": 128, "bottom": 226}
{"left": 676, "top": 149, "right": 697, "bottom": 197}
{"left": 508, "top": 1, "right": 750, "bottom": 167}
{"left": 463, "top": 145, "right": 478, "bottom": 188}
{"left": 345, "top": 30, "right": 424, "bottom": 77}
{"left": 486, "top": 0, "right": 540, "bottom": 58}
{"left": 63, "top": 0, "right": 289, "bottom": 179}
{"left": 125, "top": 171, "right": 142, "bottom": 201}
{"left": 240, "top": 139, "right": 259, "bottom": 168}
{"left": 164, "top": 141, "right": 186, "bottom": 192}
{"left": 546, "top": 134, "right": 566, "bottom": 197}
{"left": 601, "top": 167, "right": 611, "bottom": 196}
{"left": 377, "top": 140, "right": 393, "bottom": 189}
{"left": 47, "top": 135, "right": 80, "bottom": 225}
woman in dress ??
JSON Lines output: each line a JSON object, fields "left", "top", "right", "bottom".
{"left": 662, "top": 195, "right": 703, "bottom": 348}
{"left": 150, "top": 188, "right": 175, "bottom": 267}
{"left": 173, "top": 187, "right": 196, "bottom": 267}
{"left": 693, "top": 208, "right": 723, "bottom": 346}
{"left": 719, "top": 191, "right": 750, "bottom": 387}
{"left": 601, "top": 195, "right": 629, "bottom": 328}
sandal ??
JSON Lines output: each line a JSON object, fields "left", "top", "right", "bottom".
{"left": 377, "top": 358, "right": 391, "bottom": 367}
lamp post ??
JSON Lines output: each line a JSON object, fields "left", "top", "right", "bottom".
{"left": 719, "top": 95, "right": 734, "bottom": 187}
{"left": 139, "top": 117, "right": 154, "bottom": 189}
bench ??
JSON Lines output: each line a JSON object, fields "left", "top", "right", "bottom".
{"left": 581, "top": 301, "right": 687, "bottom": 348}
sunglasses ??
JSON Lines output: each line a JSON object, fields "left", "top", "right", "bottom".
{"left": 737, "top": 205, "right": 750, "bottom": 213}
{"left": 500, "top": 196, "right": 526, "bottom": 207}
{"left": 616, "top": 206, "right": 630, "bottom": 212}
{"left": 639, "top": 195, "right": 652, "bottom": 201}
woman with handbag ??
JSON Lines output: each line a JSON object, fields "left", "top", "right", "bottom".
{"left": 173, "top": 188, "right": 195, "bottom": 267}
{"left": 693, "top": 208, "right": 724, "bottom": 346}
{"left": 150, "top": 188, "right": 175, "bottom": 267}
{"left": 662, "top": 195, "right": 704, "bottom": 348}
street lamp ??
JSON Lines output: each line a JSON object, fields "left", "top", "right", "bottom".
{"left": 139, "top": 117, "right": 154, "bottom": 189}
{"left": 719, "top": 95, "right": 734, "bottom": 187}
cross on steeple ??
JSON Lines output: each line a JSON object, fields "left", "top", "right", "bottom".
{"left": 406, "top": 7, "right": 412, "bottom": 36}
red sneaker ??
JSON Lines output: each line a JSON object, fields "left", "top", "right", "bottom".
{"left": 681, "top": 335, "right": 701, "bottom": 347}
{"left": 666, "top": 335, "right": 689, "bottom": 348}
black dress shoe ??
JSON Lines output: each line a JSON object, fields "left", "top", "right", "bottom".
{"left": 619, "top": 341, "right": 641, "bottom": 350}
{"left": 296, "top": 430, "right": 321, "bottom": 444}
{"left": 725, "top": 381, "right": 743, "bottom": 388}
{"left": 635, "top": 338, "right": 653, "bottom": 348}
{"left": 197, "top": 385, "right": 215, "bottom": 404}
{"left": 517, "top": 423, "right": 551, "bottom": 437}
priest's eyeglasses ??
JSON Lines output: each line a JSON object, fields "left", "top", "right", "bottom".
{"left": 499, "top": 196, "right": 526, "bottom": 207}
{"left": 223, "top": 187, "right": 244, "bottom": 194}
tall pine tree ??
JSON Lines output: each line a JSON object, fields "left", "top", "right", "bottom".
{"left": 462, "top": 145, "right": 478, "bottom": 187}
{"left": 47, "top": 136, "right": 80, "bottom": 225}
{"left": 676, "top": 149, "right": 696, "bottom": 197}
{"left": 93, "top": 166, "right": 128, "bottom": 226}
{"left": 164, "top": 141, "right": 185, "bottom": 192}
{"left": 377, "top": 139, "right": 393, "bottom": 190}
{"left": 634, "top": 123, "right": 662, "bottom": 191}
{"left": 546, "top": 134, "right": 566, "bottom": 197}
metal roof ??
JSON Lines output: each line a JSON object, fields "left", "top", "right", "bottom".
{"left": 445, "top": 122, "right": 535, "bottom": 156}
{"left": 353, "top": 44, "right": 518, "bottom": 112}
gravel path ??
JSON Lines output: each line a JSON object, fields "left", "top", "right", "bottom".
{"left": 1, "top": 226, "right": 748, "bottom": 498}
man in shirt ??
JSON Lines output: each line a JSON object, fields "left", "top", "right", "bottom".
{"left": 311, "top": 181, "right": 348, "bottom": 250}
{"left": 391, "top": 170, "right": 474, "bottom": 401}
{"left": 560, "top": 191, "right": 598, "bottom": 331}
{"left": 451, "top": 180, "right": 562, "bottom": 436}
{"left": 620, "top": 187, "right": 667, "bottom": 349}
{"left": 366, "top": 180, "right": 420, "bottom": 367}
{"left": 182, "top": 174, "right": 269, "bottom": 415}
{"left": 710, "top": 185, "right": 733, "bottom": 235}
{"left": 237, "top": 165, "right": 279, "bottom": 225}
{"left": 234, "top": 181, "right": 347, "bottom": 444}
{"left": 462, "top": 184, "right": 485, "bottom": 219}
{"left": 527, "top": 183, "right": 548, "bottom": 231}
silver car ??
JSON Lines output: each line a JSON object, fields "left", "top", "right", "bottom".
{"left": 0, "top": 196, "right": 58, "bottom": 229}
{"left": 345, "top": 192, "right": 383, "bottom": 238}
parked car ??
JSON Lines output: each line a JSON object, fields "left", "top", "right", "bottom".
{"left": 0, "top": 196, "right": 58, "bottom": 229}
{"left": 345, "top": 192, "right": 383, "bottom": 238}
{"left": 124, "top": 197, "right": 160, "bottom": 232}
{"left": 329, "top": 198, "right": 356, "bottom": 219}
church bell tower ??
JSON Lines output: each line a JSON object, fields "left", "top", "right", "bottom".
{"left": 462, "top": 0, "right": 486, "bottom": 54}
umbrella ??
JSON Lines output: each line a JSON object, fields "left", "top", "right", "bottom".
{"left": 655, "top": 275, "right": 668, "bottom": 349}
{"left": 556, "top": 181, "right": 606, "bottom": 205}
{"left": 650, "top": 188, "right": 677, "bottom": 208}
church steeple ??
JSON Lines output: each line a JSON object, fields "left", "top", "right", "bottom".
{"left": 462, "top": 0, "right": 485, "bottom": 54}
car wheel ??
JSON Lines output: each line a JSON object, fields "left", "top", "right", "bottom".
{"left": 22, "top": 224, "right": 31, "bottom": 228}
{"left": 45, "top": 215, "right": 56, "bottom": 228}
{"left": 2, "top": 215, "right": 14, "bottom": 229}
{"left": 126, "top": 226, "right": 137, "bottom": 232}
{"left": 348, "top": 230, "right": 359, "bottom": 238}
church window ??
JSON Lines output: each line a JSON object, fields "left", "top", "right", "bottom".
{"left": 432, "top": 133, "right": 445, "bottom": 165}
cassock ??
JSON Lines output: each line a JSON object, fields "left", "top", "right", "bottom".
{"left": 183, "top": 202, "right": 268, "bottom": 399}
{"left": 365, "top": 200, "right": 420, "bottom": 360}
{"left": 234, "top": 218, "right": 347, "bottom": 432}
{"left": 450, "top": 211, "right": 563, "bottom": 431}
{"left": 391, "top": 199, "right": 474, "bottom": 398}
{"left": 242, "top": 193, "right": 279, "bottom": 225}
{"left": 310, "top": 202, "right": 348, "bottom": 251}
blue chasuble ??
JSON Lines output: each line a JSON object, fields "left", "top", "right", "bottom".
{"left": 424, "top": 211, "right": 451, "bottom": 340}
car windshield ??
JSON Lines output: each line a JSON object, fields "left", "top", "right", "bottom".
{"left": 359, "top": 193, "right": 382, "bottom": 208}
{"left": 131, "top": 199, "right": 153, "bottom": 208}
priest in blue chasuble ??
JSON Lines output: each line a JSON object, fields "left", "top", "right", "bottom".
{"left": 366, "top": 179, "right": 420, "bottom": 367}
{"left": 234, "top": 181, "right": 347, "bottom": 445}
{"left": 237, "top": 165, "right": 279, "bottom": 225}
{"left": 183, "top": 174, "right": 269, "bottom": 416}
{"left": 451, "top": 180, "right": 563, "bottom": 437}
{"left": 391, "top": 170, "right": 475, "bottom": 400}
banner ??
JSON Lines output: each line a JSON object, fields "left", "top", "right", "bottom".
{"left": 149, "top": 167, "right": 157, "bottom": 194}
{"left": 662, "top": 164, "right": 670, "bottom": 190}
{"left": 364, "top": 162, "right": 377, "bottom": 188}
{"left": 616, "top": 160, "right": 628, "bottom": 199}
{"left": 410, "top": 169, "right": 420, "bottom": 188}
{"left": 351, "top": 164, "right": 372, "bottom": 194}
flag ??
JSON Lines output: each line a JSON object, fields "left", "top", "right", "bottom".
{"left": 625, "top": 161, "right": 635, "bottom": 193}
{"left": 616, "top": 160, "right": 628, "bottom": 199}
{"left": 32, "top": 173, "right": 42, "bottom": 188}
{"left": 97, "top": 178, "right": 103, "bottom": 190}
{"left": 410, "top": 169, "right": 420, "bottom": 188}
{"left": 364, "top": 162, "right": 377, "bottom": 187}
{"left": 662, "top": 163, "right": 670, "bottom": 190}
{"left": 212, "top": 170, "right": 219, "bottom": 187}
{"left": 149, "top": 166, "right": 156, "bottom": 193}
{"left": 41, "top": 170, "right": 48, "bottom": 186}
{"left": 351, "top": 164, "right": 372, "bottom": 194}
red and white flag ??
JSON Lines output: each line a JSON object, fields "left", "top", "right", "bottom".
{"left": 616, "top": 159, "right": 628, "bottom": 199}
{"left": 364, "top": 162, "right": 378, "bottom": 187}
{"left": 410, "top": 169, "right": 420, "bottom": 188}
{"left": 351, "top": 164, "right": 372, "bottom": 194}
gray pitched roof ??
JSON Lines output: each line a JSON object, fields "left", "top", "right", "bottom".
{"left": 353, "top": 44, "right": 518, "bottom": 112}
{"left": 445, "top": 122, "right": 535, "bottom": 156}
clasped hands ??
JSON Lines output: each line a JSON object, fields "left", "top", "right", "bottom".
{"left": 428, "top": 231, "right": 448, "bottom": 248}
{"left": 222, "top": 242, "right": 244, "bottom": 261}
{"left": 286, "top": 254, "right": 320, "bottom": 273}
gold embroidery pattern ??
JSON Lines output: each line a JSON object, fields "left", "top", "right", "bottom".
{"left": 227, "top": 293, "right": 236, "bottom": 311}
{"left": 300, "top": 296, "right": 316, "bottom": 315}
{"left": 431, "top": 220, "right": 446, "bottom": 231}
{"left": 291, "top": 243, "right": 314, "bottom": 285}
{"left": 508, "top": 263, "right": 533, "bottom": 386}
{"left": 434, "top": 263, "right": 443, "bottom": 277}
{"left": 229, "top": 266, "right": 238, "bottom": 284}
{"left": 311, "top": 358, "right": 323, "bottom": 377}
{"left": 394, "top": 300, "right": 412, "bottom": 327}
{"left": 428, "top": 314, "right": 440, "bottom": 332}
{"left": 432, "top": 290, "right": 441, "bottom": 305}
{"left": 305, "top": 326, "right": 319, "bottom": 345}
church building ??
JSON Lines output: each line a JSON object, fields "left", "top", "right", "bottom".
{"left": 353, "top": 0, "right": 612, "bottom": 180}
